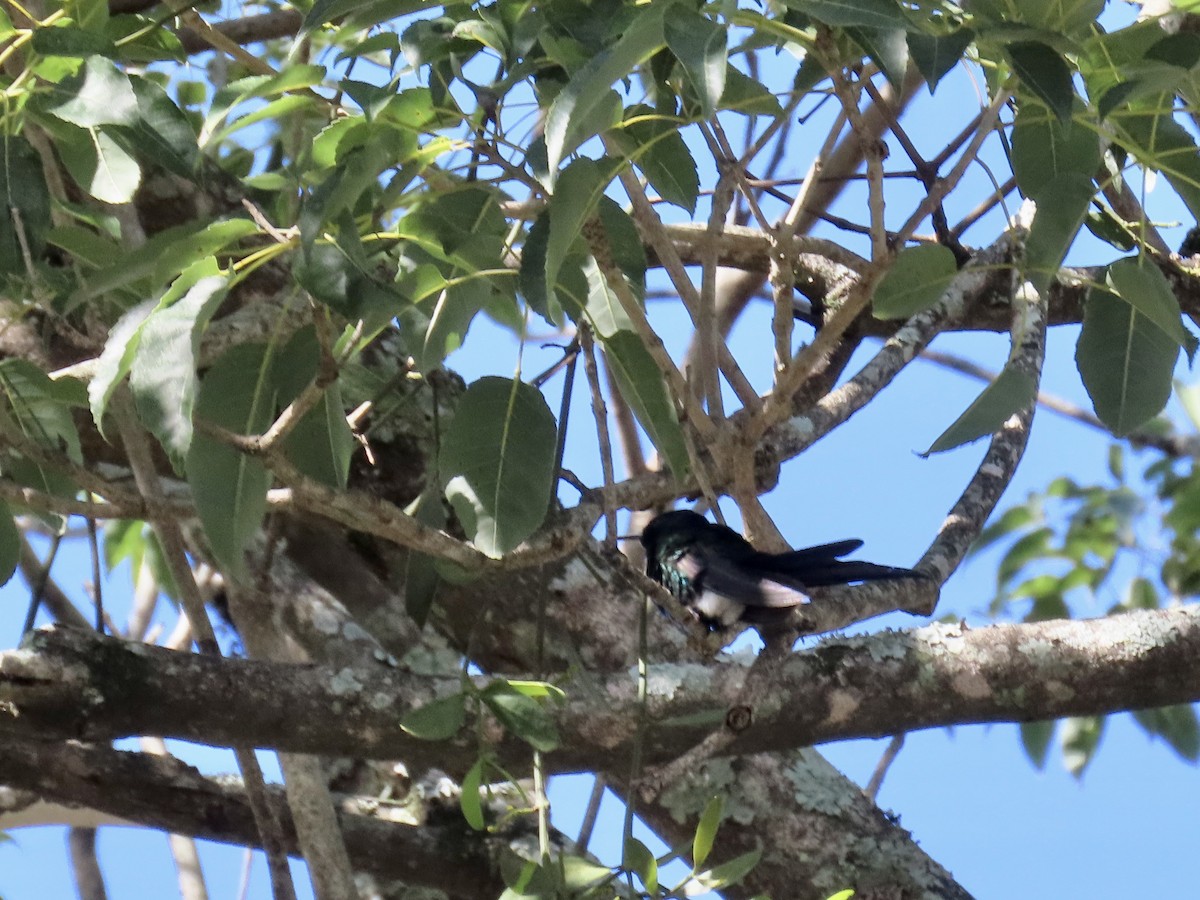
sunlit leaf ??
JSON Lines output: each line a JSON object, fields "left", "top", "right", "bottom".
{"left": 1060, "top": 715, "right": 1105, "bottom": 778}
{"left": 693, "top": 847, "right": 762, "bottom": 891}
{"left": 45, "top": 55, "right": 138, "bottom": 127}
{"left": 624, "top": 840, "right": 662, "bottom": 897}
{"left": 693, "top": 796, "right": 723, "bottom": 868}
{"left": 130, "top": 259, "right": 231, "bottom": 465}
{"left": 544, "top": 3, "right": 666, "bottom": 177}
{"left": 460, "top": 757, "right": 485, "bottom": 830}
{"left": 482, "top": 683, "right": 559, "bottom": 751}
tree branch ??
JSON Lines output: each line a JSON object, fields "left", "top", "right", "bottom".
{"left": 0, "top": 736, "right": 505, "bottom": 899}
{"left": 6, "top": 605, "right": 1199, "bottom": 772}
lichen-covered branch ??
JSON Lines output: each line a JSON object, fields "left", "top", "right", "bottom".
{"left": 6, "top": 605, "right": 1198, "bottom": 772}
{"left": 0, "top": 736, "right": 505, "bottom": 899}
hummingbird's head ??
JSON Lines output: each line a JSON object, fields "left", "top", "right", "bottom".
{"left": 639, "top": 509, "right": 710, "bottom": 554}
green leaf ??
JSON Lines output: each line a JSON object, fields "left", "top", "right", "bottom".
{"left": 1076, "top": 284, "right": 1179, "bottom": 436}
{"left": 54, "top": 125, "right": 141, "bottom": 203}
{"left": 664, "top": 9, "right": 727, "bottom": 118}
{"left": 1007, "top": 42, "right": 1074, "bottom": 124}
{"left": 1024, "top": 173, "right": 1094, "bottom": 296}
{"left": 1118, "top": 111, "right": 1200, "bottom": 220}
{"left": 1020, "top": 720, "right": 1055, "bottom": 769}
{"left": 46, "top": 55, "right": 138, "bottom": 127}
{"left": 693, "top": 847, "right": 762, "bottom": 890}
{"left": 502, "top": 680, "right": 566, "bottom": 701}
{"left": 624, "top": 838, "right": 658, "bottom": 893}
{"left": 559, "top": 856, "right": 614, "bottom": 890}
{"left": 719, "top": 66, "right": 782, "bottom": 115}
{"left": 692, "top": 796, "right": 723, "bottom": 869}
{"left": 602, "top": 331, "right": 690, "bottom": 477}
{"left": 400, "top": 693, "right": 466, "bottom": 741}
{"left": 202, "top": 65, "right": 327, "bottom": 140}
{"left": 793, "top": 0, "right": 904, "bottom": 28}
{"left": 185, "top": 343, "right": 275, "bottom": 575}
{"left": 907, "top": 29, "right": 974, "bottom": 92}
{"left": 544, "top": 2, "right": 667, "bottom": 178}
{"left": 1011, "top": 103, "right": 1100, "bottom": 199}
{"left": 1105, "top": 257, "right": 1197, "bottom": 356}
{"left": 1083, "top": 207, "right": 1137, "bottom": 252}
{"left": 971, "top": 504, "right": 1037, "bottom": 556}
{"left": 67, "top": 219, "right": 256, "bottom": 311}
{"left": 0, "top": 499, "right": 17, "bottom": 586}
{"left": 272, "top": 327, "right": 355, "bottom": 489}
{"left": 206, "top": 94, "right": 316, "bottom": 148}
{"left": 518, "top": 212, "right": 557, "bottom": 324}
{"left": 847, "top": 27, "right": 908, "bottom": 89}
{"left": 546, "top": 157, "right": 607, "bottom": 309}
{"left": 88, "top": 299, "right": 155, "bottom": 437}
{"left": 402, "top": 486, "right": 447, "bottom": 627}
{"left": 0, "top": 137, "right": 52, "bottom": 276}
{"left": 1060, "top": 715, "right": 1104, "bottom": 778}
{"left": 31, "top": 23, "right": 115, "bottom": 57}
{"left": 283, "top": 388, "right": 355, "bottom": 490}
{"left": 439, "top": 377, "right": 557, "bottom": 557}
{"left": 923, "top": 366, "right": 1037, "bottom": 455}
{"left": 996, "top": 527, "right": 1053, "bottom": 586}
{"left": 420, "top": 277, "right": 493, "bottom": 371}
{"left": 611, "top": 105, "right": 700, "bottom": 214}
{"left": 130, "top": 259, "right": 231, "bottom": 466}
{"left": 460, "top": 757, "right": 486, "bottom": 830}
{"left": 0, "top": 359, "right": 84, "bottom": 464}
{"left": 116, "top": 75, "right": 199, "bottom": 177}
{"left": 826, "top": 891, "right": 856, "bottom": 900}
{"left": 482, "top": 684, "right": 560, "bottom": 752}
{"left": 872, "top": 244, "right": 957, "bottom": 320}
{"left": 1132, "top": 705, "right": 1200, "bottom": 762}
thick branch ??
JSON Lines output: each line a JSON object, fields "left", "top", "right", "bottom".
{"left": 5, "top": 607, "right": 1199, "bottom": 772}
{"left": 0, "top": 736, "right": 504, "bottom": 899}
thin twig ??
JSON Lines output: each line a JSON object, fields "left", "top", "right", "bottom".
{"left": 579, "top": 324, "right": 618, "bottom": 545}
{"left": 68, "top": 827, "right": 108, "bottom": 900}
{"left": 576, "top": 775, "right": 607, "bottom": 851}
{"left": 21, "top": 531, "right": 63, "bottom": 635}
{"left": 864, "top": 733, "right": 905, "bottom": 801}
{"left": 604, "top": 135, "right": 762, "bottom": 411}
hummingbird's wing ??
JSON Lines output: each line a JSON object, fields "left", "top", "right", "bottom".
{"left": 675, "top": 547, "right": 810, "bottom": 609}
{"left": 752, "top": 540, "right": 923, "bottom": 587}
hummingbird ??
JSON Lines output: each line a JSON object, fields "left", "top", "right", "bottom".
{"left": 639, "top": 509, "right": 923, "bottom": 629}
